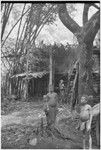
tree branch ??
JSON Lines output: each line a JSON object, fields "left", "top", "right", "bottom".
{"left": 1, "top": 59, "right": 9, "bottom": 71}
{"left": 1, "top": 3, "right": 13, "bottom": 41}
{"left": 15, "top": 4, "right": 26, "bottom": 52}
{"left": 83, "top": 10, "right": 100, "bottom": 44}
{"left": 19, "top": 19, "right": 27, "bottom": 42}
{"left": 1, "top": 7, "right": 30, "bottom": 48}
{"left": 83, "top": 4, "right": 91, "bottom": 25}
{"left": 1, "top": 49, "right": 12, "bottom": 67}
{"left": 58, "top": 4, "right": 81, "bottom": 34}
{"left": 30, "top": 5, "right": 55, "bottom": 45}
{"left": 92, "top": 3, "right": 100, "bottom": 10}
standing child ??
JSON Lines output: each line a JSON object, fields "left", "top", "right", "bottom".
{"left": 59, "top": 79, "right": 65, "bottom": 103}
{"left": 43, "top": 85, "right": 58, "bottom": 128}
{"left": 77, "top": 95, "right": 93, "bottom": 149}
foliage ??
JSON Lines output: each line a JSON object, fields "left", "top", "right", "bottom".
{"left": 29, "top": 42, "right": 78, "bottom": 73}
{"left": 2, "top": 41, "right": 78, "bottom": 76}
{"left": 1, "top": 3, "right": 78, "bottom": 98}
{"left": 1, "top": 3, "right": 77, "bottom": 71}
{"left": 1, "top": 3, "right": 14, "bottom": 41}
{"left": 1, "top": 3, "right": 58, "bottom": 98}
{"left": 1, "top": 3, "right": 100, "bottom": 100}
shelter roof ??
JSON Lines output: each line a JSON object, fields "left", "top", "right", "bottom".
{"left": 11, "top": 71, "right": 48, "bottom": 79}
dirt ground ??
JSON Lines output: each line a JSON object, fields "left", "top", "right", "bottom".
{"left": 1, "top": 101, "right": 99, "bottom": 149}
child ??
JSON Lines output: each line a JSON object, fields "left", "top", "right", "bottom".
{"left": 59, "top": 79, "right": 65, "bottom": 103}
{"left": 43, "top": 86, "right": 58, "bottom": 127}
{"left": 43, "top": 95, "right": 49, "bottom": 117}
{"left": 77, "top": 95, "right": 93, "bottom": 149}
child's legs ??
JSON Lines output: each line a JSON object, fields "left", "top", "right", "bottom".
{"left": 76, "top": 119, "right": 81, "bottom": 129}
{"left": 83, "top": 129, "right": 86, "bottom": 149}
{"left": 89, "top": 131, "right": 92, "bottom": 149}
{"left": 82, "top": 123, "right": 86, "bottom": 149}
{"left": 86, "top": 121, "right": 92, "bottom": 149}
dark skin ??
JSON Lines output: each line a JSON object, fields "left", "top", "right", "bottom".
{"left": 77, "top": 96, "right": 93, "bottom": 149}
{"left": 43, "top": 87, "right": 58, "bottom": 127}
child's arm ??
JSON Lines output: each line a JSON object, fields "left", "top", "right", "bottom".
{"left": 43, "top": 95, "right": 49, "bottom": 111}
{"left": 87, "top": 107, "right": 93, "bottom": 131}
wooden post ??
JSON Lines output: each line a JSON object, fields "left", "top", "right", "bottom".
{"left": 49, "top": 47, "right": 52, "bottom": 92}
{"left": 49, "top": 47, "right": 54, "bottom": 92}
{"left": 26, "top": 47, "right": 29, "bottom": 99}
{"left": 49, "top": 47, "right": 52, "bottom": 86}
{"left": 24, "top": 44, "right": 29, "bottom": 100}
{"left": 9, "top": 81, "right": 12, "bottom": 95}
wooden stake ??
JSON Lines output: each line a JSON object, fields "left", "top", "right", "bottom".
{"left": 49, "top": 47, "right": 53, "bottom": 92}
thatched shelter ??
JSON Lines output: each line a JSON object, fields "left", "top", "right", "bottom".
{"left": 10, "top": 71, "right": 68, "bottom": 99}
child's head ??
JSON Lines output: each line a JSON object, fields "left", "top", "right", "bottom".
{"left": 43, "top": 95, "right": 47, "bottom": 102}
{"left": 81, "top": 95, "right": 93, "bottom": 105}
{"left": 81, "top": 95, "right": 88, "bottom": 105}
{"left": 60, "top": 79, "right": 64, "bottom": 83}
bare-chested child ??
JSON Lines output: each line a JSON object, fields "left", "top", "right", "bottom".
{"left": 77, "top": 95, "right": 93, "bottom": 149}
{"left": 43, "top": 85, "right": 58, "bottom": 127}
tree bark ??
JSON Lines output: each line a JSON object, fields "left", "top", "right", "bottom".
{"left": 58, "top": 3, "right": 100, "bottom": 101}
{"left": 58, "top": 4, "right": 81, "bottom": 34}
{"left": 83, "top": 4, "right": 91, "bottom": 25}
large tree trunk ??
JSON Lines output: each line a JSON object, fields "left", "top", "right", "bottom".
{"left": 78, "top": 42, "right": 94, "bottom": 100}
{"left": 58, "top": 3, "right": 100, "bottom": 101}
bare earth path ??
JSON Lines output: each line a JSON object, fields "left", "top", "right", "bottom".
{"left": 1, "top": 102, "right": 99, "bottom": 149}
{"left": 1, "top": 109, "right": 45, "bottom": 128}
{"left": 1, "top": 103, "right": 83, "bottom": 149}
{"left": 1, "top": 103, "right": 72, "bottom": 128}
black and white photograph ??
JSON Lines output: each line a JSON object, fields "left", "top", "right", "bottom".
{"left": 1, "top": 1, "right": 100, "bottom": 149}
